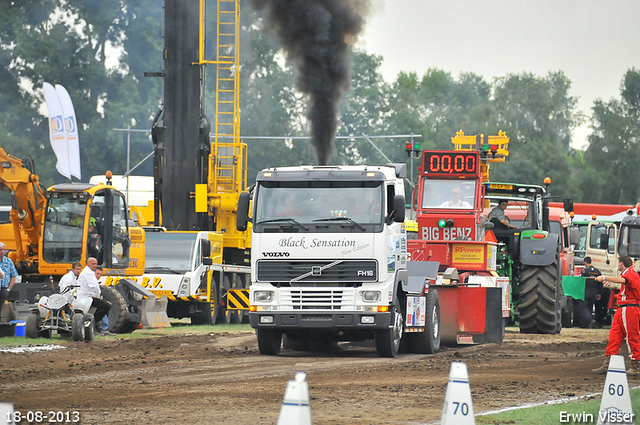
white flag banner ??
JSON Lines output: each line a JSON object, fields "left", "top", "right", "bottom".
{"left": 43, "top": 82, "right": 71, "bottom": 179}
{"left": 55, "top": 84, "right": 81, "bottom": 180}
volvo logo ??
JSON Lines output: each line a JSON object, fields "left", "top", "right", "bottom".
{"left": 311, "top": 266, "right": 322, "bottom": 276}
{"left": 262, "top": 252, "right": 290, "bottom": 257}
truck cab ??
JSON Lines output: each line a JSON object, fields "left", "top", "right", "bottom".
{"left": 237, "top": 164, "right": 409, "bottom": 357}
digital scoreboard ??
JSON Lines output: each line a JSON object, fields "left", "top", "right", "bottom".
{"left": 422, "top": 151, "right": 479, "bottom": 177}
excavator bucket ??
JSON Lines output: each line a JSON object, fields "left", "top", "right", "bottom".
{"left": 141, "top": 295, "right": 170, "bottom": 329}
{"left": 115, "top": 279, "right": 171, "bottom": 329}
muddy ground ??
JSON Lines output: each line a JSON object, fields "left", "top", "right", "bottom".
{"left": 0, "top": 327, "right": 623, "bottom": 424}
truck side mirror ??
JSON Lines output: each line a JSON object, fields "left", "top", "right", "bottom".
{"left": 200, "top": 239, "right": 211, "bottom": 258}
{"left": 237, "top": 191, "right": 251, "bottom": 231}
{"left": 563, "top": 198, "right": 574, "bottom": 213}
{"left": 392, "top": 194, "right": 405, "bottom": 223}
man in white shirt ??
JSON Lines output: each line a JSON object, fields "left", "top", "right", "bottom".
{"left": 77, "top": 257, "right": 112, "bottom": 335}
{"left": 439, "top": 187, "right": 472, "bottom": 208}
{"left": 58, "top": 262, "right": 82, "bottom": 293}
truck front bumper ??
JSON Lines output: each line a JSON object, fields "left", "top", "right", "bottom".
{"left": 249, "top": 311, "right": 392, "bottom": 330}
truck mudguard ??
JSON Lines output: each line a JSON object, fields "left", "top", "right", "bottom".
{"left": 403, "top": 261, "right": 440, "bottom": 295}
{"left": 393, "top": 269, "right": 409, "bottom": 302}
{"left": 519, "top": 232, "right": 559, "bottom": 266}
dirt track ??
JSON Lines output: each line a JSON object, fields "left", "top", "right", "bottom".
{"left": 0, "top": 327, "right": 622, "bottom": 424}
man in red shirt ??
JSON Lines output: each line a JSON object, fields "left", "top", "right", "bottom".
{"left": 592, "top": 255, "right": 640, "bottom": 375}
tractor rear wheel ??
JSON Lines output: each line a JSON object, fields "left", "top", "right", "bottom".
{"left": 519, "top": 260, "right": 561, "bottom": 334}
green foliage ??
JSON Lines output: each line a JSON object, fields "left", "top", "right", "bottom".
{"left": 0, "top": 1, "right": 636, "bottom": 204}
{"left": 584, "top": 69, "right": 640, "bottom": 204}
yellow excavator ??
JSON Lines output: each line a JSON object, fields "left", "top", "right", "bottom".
{"left": 0, "top": 148, "right": 166, "bottom": 332}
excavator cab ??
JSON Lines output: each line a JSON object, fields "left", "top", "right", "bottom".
{"left": 38, "top": 184, "right": 143, "bottom": 276}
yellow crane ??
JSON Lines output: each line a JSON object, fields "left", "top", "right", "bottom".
{"left": 194, "top": 0, "right": 250, "bottom": 259}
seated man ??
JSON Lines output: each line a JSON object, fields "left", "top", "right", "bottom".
{"left": 488, "top": 200, "right": 516, "bottom": 229}
{"left": 439, "top": 187, "right": 472, "bottom": 208}
{"left": 76, "top": 257, "right": 112, "bottom": 336}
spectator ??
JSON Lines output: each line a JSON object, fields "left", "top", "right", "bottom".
{"left": 77, "top": 257, "right": 113, "bottom": 336}
{"left": 488, "top": 200, "right": 516, "bottom": 229}
{"left": 580, "top": 257, "right": 603, "bottom": 328}
{"left": 0, "top": 242, "right": 15, "bottom": 319}
{"left": 592, "top": 255, "right": 640, "bottom": 375}
{"left": 58, "top": 262, "right": 82, "bottom": 293}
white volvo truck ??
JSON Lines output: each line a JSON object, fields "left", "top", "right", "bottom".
{"left": 237, "top": 164, "right": 442, "bottom": 357}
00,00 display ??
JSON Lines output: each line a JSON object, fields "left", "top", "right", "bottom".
{"left": 424, "top": 152, "right": 477, "bottom": 175}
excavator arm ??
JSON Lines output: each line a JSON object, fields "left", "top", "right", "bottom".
{"left": 0, "top": 148, "right": 47, "bottom": 269}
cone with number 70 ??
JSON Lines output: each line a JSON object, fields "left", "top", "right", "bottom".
{"left": 441, "top": 361, "right": 475, "bottom": 424}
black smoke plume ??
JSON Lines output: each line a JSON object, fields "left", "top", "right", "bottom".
{"left": 250, "top": 0, "right": 369, "bottom": 165}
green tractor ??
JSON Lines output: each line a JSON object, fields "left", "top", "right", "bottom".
{"left": 484, "top": 182, "right": 575, "bottom": 334}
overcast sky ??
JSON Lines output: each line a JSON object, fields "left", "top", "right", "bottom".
{"left": 356, "top": 0, "right": 640, "bottom": 149}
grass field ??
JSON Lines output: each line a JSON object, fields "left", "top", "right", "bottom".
{"left": 477, "top": 389, "right": 640, "bottom": 424}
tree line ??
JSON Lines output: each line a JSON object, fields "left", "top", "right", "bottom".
{"left": 0, "top": 1, "right": 638, "bottom": 204}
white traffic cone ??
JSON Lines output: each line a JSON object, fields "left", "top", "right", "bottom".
{"left": 441, "top": 361, "right": 475, "bottom": 425}
{"left": 0, "top": 403, "right": 15, "bottom": 425}
{"left": 276, "top": 371, "right": 312, "bottom": 425}
{"left": 597, "top": 355, "right": 635, "bottom": 425}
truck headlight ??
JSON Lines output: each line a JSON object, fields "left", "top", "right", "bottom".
{"left": 362, "top": 291, "right": 381, "bottom": 302}
{"left": 254, "top": 291, "right": 274, "bottom": 302}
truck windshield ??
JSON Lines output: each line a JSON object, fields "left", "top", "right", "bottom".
{"left": 43, "top": 194, "right": 88, "bottom": 263}
{"left": 421, "top": 179, "right": 475, "bottom": 209}
{"left": 145, "top": 232, "right": 198, "bottom": 272}
{"left": 255, "top": 183, "right": 383, "bottom": 224}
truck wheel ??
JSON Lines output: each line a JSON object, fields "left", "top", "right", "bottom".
{"left": 102, "top": 285, "right": 133, "bottom": 333}
{"left": 256, "top": 328, "right": 282, "bottom": 355}
{"left": 71, "top": 313, "right": 85, "bottom": 341}
{"left": 283, "top": 334, "right": 309, "bottom": 351}
{"left": 218, "top": 275, "right": 239, "bottom": 324}
{"left": 375, "top": 305, "right": 403, "bottom": 357}
{"left": 190, "top": 301, "right": 217, "bottom": 326}
{"left": 84, "top": 314, "right": 95, "bottom": 341}
{"left": 519, "top": 261, "right": 561, "bottom": 334}
{"left": 25, "top": 313, "right": 39, "bottom": 339}
{"left": 410, "top": 290, "right": 441, "bottom": 354}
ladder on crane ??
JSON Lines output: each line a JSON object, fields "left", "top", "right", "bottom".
{"left": 195, "top": 0, "right": 248, "bottom": 250}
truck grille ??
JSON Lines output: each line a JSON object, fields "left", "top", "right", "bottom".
{"left": 280, "top": 289, "right": 354, "bottom": 310}
{"left": 256, "top": 260, "right": 377, "bottom": 285}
